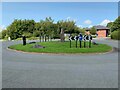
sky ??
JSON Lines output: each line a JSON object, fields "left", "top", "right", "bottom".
{"left": 1, "top": 2, "right": 118, "bottom": 30}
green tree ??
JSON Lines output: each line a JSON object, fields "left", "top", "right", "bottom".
{"left": 6, "top": 19, "right": 35, "bottom": 40}
{"left": 107, "top": 22, "right": 113, "bottom": 28}
{"left": 78, "top": 28, "right": 85, "bottom": 35}
{"left": 90, "top": 27, "right": 96, "bottom": 35}
{"left": 110, "top": 16, "right": 120, "bottom": 32}
{"left": 1, "top": 30, "right": 7, "bottom": 39}
{"left": 57, "top": 20, "right": 76, "bottom": 34}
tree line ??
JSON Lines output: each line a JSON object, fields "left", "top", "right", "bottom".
{"left": 0, "top": 17, "right": 86, "bottom": 40}
{"left": 1, "top": 16, "right": 119, "bottom": 40}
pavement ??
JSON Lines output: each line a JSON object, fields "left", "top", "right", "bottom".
{"left": 2, "top": 39, "right": 118, "bottom": 88}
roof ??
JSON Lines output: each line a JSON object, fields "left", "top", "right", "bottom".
{"left": 94, "top": 25, "right": 109, "bottom": 30}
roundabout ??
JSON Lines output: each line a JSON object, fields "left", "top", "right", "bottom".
{"left": 2, "top": 39, "right": 118, "bottom": 88}
{"left": 8, "top": 41, "right": 112, "bottom": 54}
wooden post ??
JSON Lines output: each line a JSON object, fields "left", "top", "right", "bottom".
{"left": 89, "top": 40, "right": 91, "bottom": 48}
{"left": 76, "top": 40, "right": 77, "bottom": 48}
{"left": 84, "top": 40, "right": 86, "bottom": 48}
{"left": 70, "top": 40, "right": 71, "bottom": 48}
{"left": 80, "top": 40, "right": 82, "bottom": 48}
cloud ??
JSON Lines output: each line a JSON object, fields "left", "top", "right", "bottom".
{"left": 66, "top": 17, "right": 77, "bottom": 22}
{"left": 100, "top": 19, "right": 113, "bottom": 26}
{"left": 88, "top": 25, "right": 93, "bottom": 28}
{"left": 84, "top": 20, "right": 92, "bottom": 25}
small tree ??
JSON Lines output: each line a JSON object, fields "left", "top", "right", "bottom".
{"left": 1, "top": 30, "right": 7, "bottom": 39}
{"left": 78, "top": 28, "right": 85, "bottom": 35}
{"left": 90, "top": 27, "right": 96, "bottom": 35}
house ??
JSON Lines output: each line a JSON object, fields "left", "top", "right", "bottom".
{"left": 94, "top": 25, "right": 109, "bottom": 37}
{"left": 85, "top": 25, "right": 110, "bottom": 37}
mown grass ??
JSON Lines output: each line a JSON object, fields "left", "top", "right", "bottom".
{"left": 8, "top": 41, "right": 112, "bottom": 54}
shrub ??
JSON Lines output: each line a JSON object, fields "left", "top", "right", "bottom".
{"left": 111, "top": 30, "right": 120, "bottom": 40}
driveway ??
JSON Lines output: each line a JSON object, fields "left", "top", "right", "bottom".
{"left": 2, "top": 39, "right": 118, "bottom": 88}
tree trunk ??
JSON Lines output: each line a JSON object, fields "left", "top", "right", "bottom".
{"left": 60, "top": 28, "right": 65, "bottom": 42}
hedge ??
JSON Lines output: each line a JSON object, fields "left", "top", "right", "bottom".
{"left": 111, "top": 30, "right": 120, "bottom": 40}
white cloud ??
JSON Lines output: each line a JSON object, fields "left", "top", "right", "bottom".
{"left": 84, "top": 20, "right": 92, "bottom": 25}
{"left": 100, "top": 19, "right": 113, "bottom": 26}
{"left": 88, "top": 25, "right": 93, "bottom": 28}
{"left": 66, "top": 17, "right": 77, "bottom": 22}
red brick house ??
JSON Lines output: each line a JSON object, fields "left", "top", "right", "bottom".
{"left": 94, "top": 25, "right": 109, "bottom": 37}
{"left": 85, "top": 25, "right": 109, "bottom": 37}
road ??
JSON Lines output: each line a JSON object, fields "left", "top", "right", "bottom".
{"left": 2, "top": 39, "right": 118, "bottom": 88}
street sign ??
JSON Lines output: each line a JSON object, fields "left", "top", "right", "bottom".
{"left": 74, "top": 36, "right": 77, "bottom": 41}
{"left": 84, "top": 35, "right": 87, "bottom": 41}
{"left": 69, "top": 36, "right": 73, "bottom": 48}
{"left": 79, "top": 33, "right": 82, "bottom": 41}
{"left": 88, "top": 35, "right": 92, "bottom": 40}
{"left": 79, "top": 37, "right": 82, "bottom": 41}
{"left": 69, "top": 36, "right": 72, "bottom": 41}
{"left": 74, "top": 36, "right": 79, "bottom": 41}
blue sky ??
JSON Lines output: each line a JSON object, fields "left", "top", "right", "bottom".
{"left": 2, "top": 2, "right": 118, "bottom": 29}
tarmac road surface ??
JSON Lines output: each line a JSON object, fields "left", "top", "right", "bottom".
{"left": 2, "top": 39, "right": 118, "bottom": 88}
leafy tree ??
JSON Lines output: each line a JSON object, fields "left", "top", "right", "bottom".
{"left": 57, "top": 20, "right": 76, "bottom": 34}
{"left": 6, "top": 19, "right": 35, "bottom": 40}
{"left": 106, "top": 16, "right": 120, "bottom": 40}
{"left": 4, "top": 17, "right": 91, "bottom": 40}
{"left": 23, "top": 32, "right": 32, "bottom": 38}
{"left": 110, "top": 16, "right": 120, "bottom": 32}
{"left": 107, "top": 22, "right": 113, "bottom": 28}
{"left": 106, "top": 22, "right": 113, "bottom": 35}
{"left": 1, "top": 30, "right": 7, "bottom": 39}
{"left": 90, "top": 27, "right": 96, "bottom": 35}
{"left": 78, "top": 28, "right": 85, "bottom": 35}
